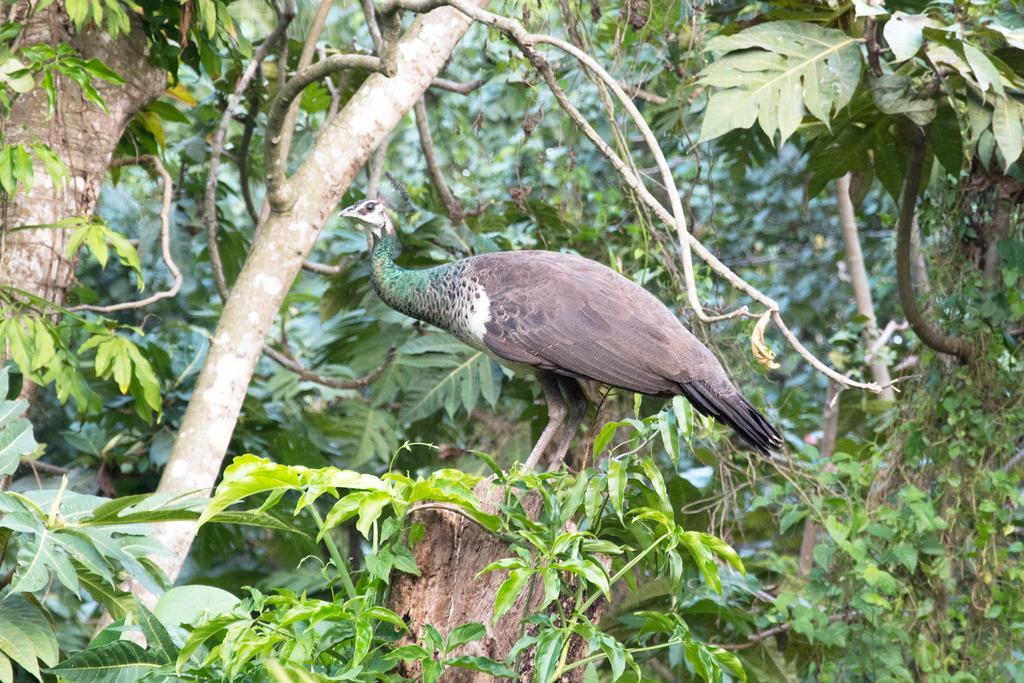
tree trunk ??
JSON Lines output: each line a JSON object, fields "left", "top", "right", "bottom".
{"left": 146, "top": 2, "right": 489, "bottom": 591}
{"left": 389, "top": 481, "right": 594, "bottom": 681}
{"left": 836, "top": 173, "right": 895, "bottom": 401}
{"left": 0, "top": 4, "right": 164, "bottom": 313}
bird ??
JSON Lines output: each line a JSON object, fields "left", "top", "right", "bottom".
{"left": 338, "top": 195, "right": 783, "bottom": 469}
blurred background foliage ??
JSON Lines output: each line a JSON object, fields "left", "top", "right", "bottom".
{"left": 1, "top": 0, "right": 1022, "bottom": 679}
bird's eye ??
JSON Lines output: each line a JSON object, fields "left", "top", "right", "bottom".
{"left": 363, "top": 201, "right": 377, "bottom": 211}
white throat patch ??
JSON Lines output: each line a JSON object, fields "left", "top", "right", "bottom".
{"left": 465, "top": 283, "right": 492, "bottom": 345}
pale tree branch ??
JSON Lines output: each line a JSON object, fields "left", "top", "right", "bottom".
{"left": 71, "top": 156, "right": 182, "bottom": 313}
{"left": 865, "top": 320, "right": 908, "bottom": 363}
{"left": 147, "top": 0, "right": 485, "bottom": 594}
{"left": 617, "top": 80, "right": 667, "bottom": 105}
{"left": 414, "top": 98, "right": 464, "bottom": 223}
{"left": 361, "top": 0, "right": 385, "bottom": 53}
{"left": 266, "top": 54, "right": 384, "bottom": 210}
{"left": 273, "top": 0, "right": 336, "bottom": 191}
{"left": 367, "top": 133, "right": 391, "bottom": 198}
{"left": 205, "top": 0, "right": 296, "bottom": 300}
{"left": 302, "top": 256, "right": 351, "bottom": 275}
{"left": 384, "top": 0, "right": 881, "bottom": 392}
{"left": 837, "top": 173, "right": 895, "bottom": 401}
{"left": 896, "top": 127, "right": 973, "bottom": 362}
{"left": 430, "top": 77, "right": 486, "bottom": 94}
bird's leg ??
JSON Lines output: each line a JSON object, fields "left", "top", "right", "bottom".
{"left": 546, "top": 378, "right": 587, "bottom": 470}
{"left": 524, "top": 372, "right": 567, "bottom": 470}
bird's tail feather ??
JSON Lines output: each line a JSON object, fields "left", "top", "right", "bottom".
{"left": 677, "top": 380, "right": 783, "bottom": 455}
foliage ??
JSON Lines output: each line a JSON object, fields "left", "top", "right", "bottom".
{"left": 0, "top": 0, "right": 1022, "bottom": 680}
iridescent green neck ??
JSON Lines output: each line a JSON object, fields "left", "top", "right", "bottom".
{"left": 369, "top": 230, "right": 455, "bottom": 329}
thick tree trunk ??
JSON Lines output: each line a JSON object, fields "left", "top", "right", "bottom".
{"left": 147, "top": 2, "right": 488, "bottom": 589}
{"left": 389, "top": 482, "right": 594, "bottom": 681}
{"left": 0, "top": 4, "right": 164, "bottom": 311}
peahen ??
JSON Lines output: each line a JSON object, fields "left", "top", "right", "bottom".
{"left": 339, "top": 196, "right": 783, "bottom": 469}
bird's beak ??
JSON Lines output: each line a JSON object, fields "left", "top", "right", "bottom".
{"left": 338, "top": 203, "right": 361, "bottom": 219}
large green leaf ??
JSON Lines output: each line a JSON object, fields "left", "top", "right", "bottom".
{"left": 0, "top": 365, "right": 36, "bottom": 477}
{"left": 699, "top": 21, "right": 862, "bottom": 143}
{"left": 45, "top": 641, "right": 167, "bottom": 682}
{"left": 332, "top": 400, "right": 399, "bottom": 467}
{"left": 0, "top": 594, "right": 58, "bottom": 682}
{"left": 388, "top": 333, "right": 503, "bottom": 423}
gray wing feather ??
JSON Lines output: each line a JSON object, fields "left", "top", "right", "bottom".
{"left": 468, "top": 251, "right": 714, "bottom": 393}
{"left": 465, "top": 250, "right": 784, "bottom": 454}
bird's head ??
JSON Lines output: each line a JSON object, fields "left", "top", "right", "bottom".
{"left": 338, "top": 198, "right": 392, "bottom": 242}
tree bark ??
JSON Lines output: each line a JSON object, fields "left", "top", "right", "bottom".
{"left": 146, "top": 2, "right": 488, "bottom": 593}
{"left": 0, "top": 4, "right": 164, "bottom": 313}
{"left": 389, "top": 482, "right": 594, "bottom": 681}
{"left": 836, "top": 174, "right": 895, "bottom": 402}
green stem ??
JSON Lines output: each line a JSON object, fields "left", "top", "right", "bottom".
{"left": 552, "top": 532, "right": 672, "bottom": 678}
{"left": 309, "top": 505, "right": 357, "bottom": 600}
{"left": 561, "top": 637, "right": 684, "bottom": 675}
{"left": 580, "top": 532, "right": 670, "bottom": 614}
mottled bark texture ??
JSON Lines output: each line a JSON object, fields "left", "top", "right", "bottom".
{"left": 0, "top": 4, "right": 164, "bottom": 309}
{"left": 148, "top": 2, "right": 489, "bottom": 587}
{"left": 389, "top": 481, "right": 594, "bottom": 681}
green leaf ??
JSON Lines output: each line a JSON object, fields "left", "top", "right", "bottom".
{"left": 882, "top": 13, "right": 937, "bottom": 62}
{"left": 0, "top": 594, "right": 59, "bottom": 680}
{"left": 963, "top": 43, "right": 1004, "bottom": 95}
{"left": 76, "top": 567, "right": 133, "bottom": 621}
{"left": 699, "top": 21, "right": 862, "bottom": 143}
{"left": 0, "top": 405, "right": 36, "bottom": 477}
{"left": 445, "top": 622, "right": 486, "bottom": 652}
{"left": 446, "top": 656, "right": 518, "bottom": 677}
{"left": 197, "top": 455, "right": 306, "bottom": 526}
{"left": 492, "top": 568, "right": 531, "bottom": 623}
{"left": 46, "top": 641, "right": 166, "bottom": 682}
{"left": 355, "top": 490, "right": 392, "bottom": 539}
{"left": 870, "top": 74, "right": 936, "bottom": 125}
{"left": 532, "top": 629, "right": 564, "bottom": 683}
{"left": 11, "top": 528, "right": 80, "bottom": 596}
{"left": 991, "top": 96, "right": 1023, "bottom": 169}
{"left": 153, "top": 585, "right": 239, "bottom": 628}
{"left": 680, "top": 531, "right": 722, "bottom": 594}
{"left": 132, "top": 599, "right": 177, "bottom": 662}
{"left": 31, "top": 144, "right": 67, "bottom": 186}
{"left": 0, "top": 58, "right": 34, "bottom": 93}
{"left": 592, "top": 421, "right": 621, "bottom": 458}
{"left": 12, "top": 145, "right": 33, "bottom": 193}
{"left": 607, "top": 458, "right": 627, "bottom": 522}
{"left": 386, "top": 644, "right": 430, "bottom": 661}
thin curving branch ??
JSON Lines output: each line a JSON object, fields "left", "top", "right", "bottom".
{"left": 206, "top": 0, "right": 296, "bottom": 299}
{"left": 361, "top": 0, "right": 385, "bottom": 53}
{"left": 414, "top": 98, "right": 464, "bottom": 222}
{"left": 265, "top": 54, "right": 384, "bottom": 211}
{"left": 895, "top": 127, "right": 973, "bottom": 362}
{"left": 617, "top": 80, "right": 667, "bottom": 105}
{"left": 383, "top": 0, "right": 882, "bottom": 392}
{"left": 430, "top": 77, "right": 486, "bottom": 94}
{"left": 72, "top": 156, "right": 183, "bottom": 313}
{"left": 263, "top": 344, "right": 395, "bottom": 389}
{"left": 238, "top": 82, "right": 262, "bottom": 224}
{"left": 302, "top": 256, "right": 351, "bottom": 276}
{"left": 273, "top": 0, "right": 336, "bottom": 194}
